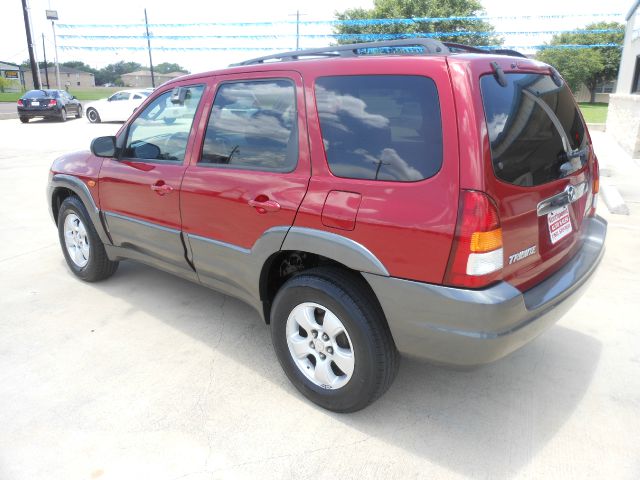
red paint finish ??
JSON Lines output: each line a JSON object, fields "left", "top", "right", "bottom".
{"left": 447, "top": 56, "right": 597, "bottom": 291}
{"left": 294, "top": 57, "right": 460, "bottom": 284}
{"left": 321, "top": 191, "right": 361, "bottom": 231}
{"left": 180, "top": 71, "right": 311, "bottom": 250}
{"left": 50, "top": 150, "right": 103, "bottom": 205}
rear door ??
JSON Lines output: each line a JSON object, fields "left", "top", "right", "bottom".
{"left": 180, "top": 71, "right": 310, "bottom": 300}
{"left": 479, "top": 69, "right": 596, "bottom": 291}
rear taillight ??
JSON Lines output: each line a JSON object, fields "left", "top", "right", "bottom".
{"left": 48, "top": 99, "right": 57, "bottom": 106}
{"left": 589, "top": 157, "right": 600, "bottom": 217}
{"left": 444, "top": 190, "right": 504, "bottom": 288}
{"left": 17, "top": 99, "right": 23, "bottom": 106}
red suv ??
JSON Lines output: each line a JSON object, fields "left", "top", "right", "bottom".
{"left": 47, "top": 40, "right": 606, "bottom": 412}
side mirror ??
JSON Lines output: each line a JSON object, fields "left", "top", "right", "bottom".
{"left": 71, "top": 95, "right": 77, "bottom": 100}
{"left": 91, "top": 136, "right": 117, "bottom": 158}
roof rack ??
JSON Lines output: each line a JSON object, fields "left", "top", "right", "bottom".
{"left": 230, "top": 39, "right": 526, "bottom": 67}
{"left": 230, "top": 38, "right": 449, "bottom": 66}
{"left": 443, "top": 42, "right": 527, "bottom": 58}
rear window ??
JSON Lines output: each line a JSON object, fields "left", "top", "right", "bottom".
{"left": 24, "top": 90, "right": 52, "bottom": 98}
{"left": 315, "top": 75, "right": 442, "bottom": 182}
{"left": 481, "top": 73, "right": 587, "bottom": 187}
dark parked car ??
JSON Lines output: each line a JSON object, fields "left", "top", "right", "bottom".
{"left": 47, "top": 39, "right": 606, "bottom": 412}
{"left": 17, "top": 89, "right": 82, "bottom": 123}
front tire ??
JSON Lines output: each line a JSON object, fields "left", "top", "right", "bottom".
{"left": 87, "top": 108, "right": 101, "bottom": 123}
{"left": 57, "top": 196, "right": 118, "bottom": 282}
{"left": 270, "top": 267, "right": 399, "bottom": 412}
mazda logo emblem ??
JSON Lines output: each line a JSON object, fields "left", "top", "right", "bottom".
{"left": 565, "top": 185, "right": 577, "bottom": 202}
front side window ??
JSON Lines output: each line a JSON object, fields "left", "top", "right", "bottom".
{"left": 199, "top": 79, "right": 298, "bottom": 172}
{"left": 315, "top": 75, "right": 443, "bottom": 182}
{"left": 123, "top": 84, "right": 205, "bottom": 163}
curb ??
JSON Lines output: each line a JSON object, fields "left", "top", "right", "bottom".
{"left": 600, "top": 182, "right": 630, "bottom": 215}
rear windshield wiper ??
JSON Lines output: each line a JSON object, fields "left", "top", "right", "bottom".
{"left": 522, "top": 88, "right": 584, "bottom": 159}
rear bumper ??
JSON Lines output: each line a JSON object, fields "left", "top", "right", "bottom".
{"left": 18, "top": 108, "right": 60, "bottom": 118}
{"left": 364, "top": 215, "right": 607, "bottom": 366}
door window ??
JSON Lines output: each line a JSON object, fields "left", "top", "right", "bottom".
{"left": 123, "top": 85, "right": 205, "bottom": 163}
{"left": 110, "top": 92, "right": 131, "bottom": 101}
{"left": 199, "top": 79, "right": 298, "bottom": 172}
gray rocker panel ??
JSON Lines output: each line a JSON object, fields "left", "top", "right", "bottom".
{"left": 186, "top": 227, "right": 290, "bottom": 311}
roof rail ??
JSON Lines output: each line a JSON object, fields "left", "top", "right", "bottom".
{"left": 443, "top": 42, "right": 527, "bottom": 58}
{"left": 230, "top": 38, "right": 450, "bottom": 66}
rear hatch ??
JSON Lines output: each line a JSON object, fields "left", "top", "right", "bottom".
{"left": 21, "top": 90, "right": 55, "bottom": 110}
{"left": 479, "top": 69, "right": 597, "bottom": 291}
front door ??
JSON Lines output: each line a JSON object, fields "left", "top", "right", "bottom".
{"left": 180, "top": 72, "right": 310, "bottom": 302}
{"left": 98, "top": 82, "right": 207, "bottom": 278}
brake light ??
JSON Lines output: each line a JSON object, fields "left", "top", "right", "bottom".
{"left": 48, "top": 99, "right": 57, "bottom": 106}
{"left": 444, "top": 190, "right": 503, "bottom": 288}
{"left": 17, "top": 99, "right": 23, "bottom": 106}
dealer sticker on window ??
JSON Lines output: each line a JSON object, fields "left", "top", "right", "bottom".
{"left": 548, "top": 206, "right": 572, "bottom": 244}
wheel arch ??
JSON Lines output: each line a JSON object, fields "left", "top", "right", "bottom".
{"left": 48, "top": 174, "right": 111, "bottom": 245}
{"left": 259, "top": 227, "right": 389, "bottom": 323}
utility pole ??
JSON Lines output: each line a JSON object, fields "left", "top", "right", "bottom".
{"left": 42, "top": 33, "right": 50, "bottom": 88}
{"left": 21, "top": 0, "right": 41, "bottom": 89}
{"left": 296, "top": 10, "right": 300, "bottom": 50}
{"left": 144, "top": 8, "right": 155, "bottom": 88}
{"left": 288, "top": 10, "right": 306, "bottom": 50}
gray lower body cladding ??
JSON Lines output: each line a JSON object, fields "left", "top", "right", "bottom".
{"left": 363, "top": 215, "right": 607, "bottom": 366}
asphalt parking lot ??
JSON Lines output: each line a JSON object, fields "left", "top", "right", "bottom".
{"left": 1, "top": 117, "right": 639, "bottom": 480}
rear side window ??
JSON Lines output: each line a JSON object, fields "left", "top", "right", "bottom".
{"left": 315, "top": 75, "right": 442, "bottom": 182}
{"left": 481, "top": 73, "right": 587, "bottom": 187}
{"left": 199, "top": 79, "right": 298, "bottom": 172}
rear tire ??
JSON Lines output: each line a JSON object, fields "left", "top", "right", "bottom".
{"left": 76, "top": 106, "right": 83, "bottom": 118}
{"left": 270, "top": 267, "right": 399, "bottom": 412}
{"left": 87, "top": 108, "right": 101, "bottom": 123}
{"left": 57, "top": 196, "right": 119, "bottom": 282}
{"left": 19, "top": 117, "right": 29, "bottom": 123}
{"left": 59, "top": 108, "right": 67, "bottom": 122}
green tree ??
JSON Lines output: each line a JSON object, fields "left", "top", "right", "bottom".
{"left": 155, "top": 62, "right": 189, "bottom": 74}
{"left": 334, "top": 0, "right": 501, "bottom": 47}
{"left": 537, "top": 22, "right": 624, "bottom": 103}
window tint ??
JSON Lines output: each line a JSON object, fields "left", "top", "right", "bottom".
{"left": 110, "top": 92, "right": 130, "bottom": 101}
{"left": 24, "top": 90, "right": 49, "bottom": 98}
{"left": 199, "top": 79, "right": 298, "bottom": 172}
{"left": 315, "top": 75, "right": 442, "bottom": 182}
{"left": 123, "top": 85, "right": 205, "bottom": 163}
{"left": 133, "top": 94, "right": 143, "bottom": 100}
{"left": 481, "top": 73, "right": 587, "bottom": 187}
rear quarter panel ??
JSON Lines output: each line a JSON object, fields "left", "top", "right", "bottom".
{"left": 293, "top": 57, "right": 460, "bottom": 283}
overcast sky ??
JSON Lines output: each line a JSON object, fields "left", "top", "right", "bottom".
{"left": 1, "top": 0, "right": 633, "bottom": 73}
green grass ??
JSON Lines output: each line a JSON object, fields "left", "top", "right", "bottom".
{"left": 578, "top": 102, "right": 609, "bottom": 124}
{"left": 0, "top": 87, "right": 122, "bottom": 103}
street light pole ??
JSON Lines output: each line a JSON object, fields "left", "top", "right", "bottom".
{"left": 46, "top": 10, "right": 61, "bottom": 89}
{"left": 144, "top": 8, "right": 155, "bottom": 88}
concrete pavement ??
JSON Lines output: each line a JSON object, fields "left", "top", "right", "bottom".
{"left": 0, "top": 118, "right": 639, "bottom": 480}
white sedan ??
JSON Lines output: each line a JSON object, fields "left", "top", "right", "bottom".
{"left": 85, "top": 89, "right": 152, "bottom": 123}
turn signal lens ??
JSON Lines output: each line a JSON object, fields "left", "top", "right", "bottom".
{"left": 470, "top": 228, "right": 503, "bottom": 253}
